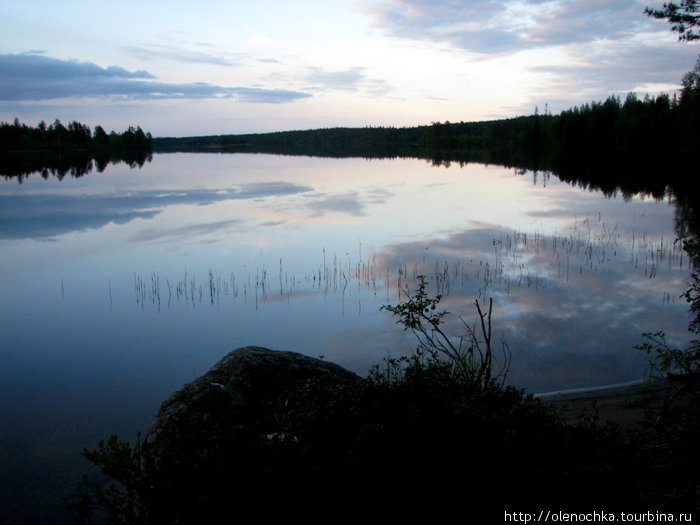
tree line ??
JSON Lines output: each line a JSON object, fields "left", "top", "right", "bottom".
{"left": 153, "top": 69, "right": 698, "bottom": 201}
{"left": 423, "top": 73, "right": 698, "bottom": 187}
{"left": 0, "top": 119, "right": 153, "bottom": 179}
{"left": 153, "top": 125, "right": 429, "bottom": 159}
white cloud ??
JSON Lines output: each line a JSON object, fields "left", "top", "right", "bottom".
{"left": 1, "top": 1, "right": 697, "bottom": 135}
{"left": 123, "top": 44, "right": 243, "bottom": 66}
{"left": 357, "top": 0, "right": 658, "bottom": 56}
{"left": 304, "top": 66, "right": 391, "bottom": 95}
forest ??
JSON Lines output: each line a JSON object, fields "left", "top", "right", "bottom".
{"left": 0, "top": 118, "right": 153, "bottom": 179}
{"left": 154, "top": 56, "right": 699, "bottom": 171}
{"left": 153, "top": 62, "right": 699, "bottom": 222}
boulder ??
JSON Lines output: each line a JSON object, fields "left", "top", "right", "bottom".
{"left": 139, "top": 346, "right": 361, "bottom": 521}
{"left": 145, "top": 345, "right": 359, "bottom": 453}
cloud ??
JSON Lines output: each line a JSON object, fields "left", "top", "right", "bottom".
{"left": 357, "top": 0, "right": 659, "bottom": 56}
{"left": 230, "top": 87, "right": 311, "bottom": 104}
{"left": 123, "top": 44, "right": 242, "bottom": 66}
{"left": 529, "top": 41, "right": 698, "bottom": 97}
{"left": 305, "top": 67, "right": 368, "bottom": 91}
{"left": 355, "top": 0, "right": 698, "bottom": 115}
{"left": 0, "top": 53, "right": 311, "bottom": 103}
{"left": 304, "top": 66, "right": 391, "bottom": 95}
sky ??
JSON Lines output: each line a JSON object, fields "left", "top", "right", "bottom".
{"left": 1, "top": 0, "right": 698, "bottom": 137}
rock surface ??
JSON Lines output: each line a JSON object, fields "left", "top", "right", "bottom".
{"left": 137, "top": 347, "right": 362, "bottom": 521}
{"left": 144, "top": 345, "right": 359, "bottom": 460}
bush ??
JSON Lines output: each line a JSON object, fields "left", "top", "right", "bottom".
{"left": 71, "top": 276, "right": 698, "bottom": 522}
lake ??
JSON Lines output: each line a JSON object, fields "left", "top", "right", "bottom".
{"left": 0, "top": 152, "right": 693, "bottom": 523}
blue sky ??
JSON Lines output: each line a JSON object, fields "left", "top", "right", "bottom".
{"left": 1, "top": 0, "right": 698, "bottom": 136}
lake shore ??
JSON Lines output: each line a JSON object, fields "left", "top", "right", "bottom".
{"left": 536, "top": 376, "right": 677, "bottom": 429}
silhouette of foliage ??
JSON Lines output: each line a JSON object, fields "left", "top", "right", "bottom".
{"left": 646, "top": 1, "right": 700, "bottom": 41}
{"left": 154, "top": 86, "right": 699, "bottom": 214}
{"left": 0, "top": 119, "right": 153, "bottom": 179}
{"left": 72, "top": 282, "right": 700, "bottom": 522}
{"left": 381, "top": 275, "right": 511, "bottom": 388}
{"left": 71, "top": 358, "right": 663, "bottom": 522}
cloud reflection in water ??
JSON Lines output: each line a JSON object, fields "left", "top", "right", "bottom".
{"left": 372, "top": 219, "right": 690, "bottom": 391}
{"left": 0, "top": 181, "right": 312, "bottom": 240}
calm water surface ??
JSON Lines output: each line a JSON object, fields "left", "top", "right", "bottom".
{"left": 0, "top": 153, "right": 693, "bottom": 522}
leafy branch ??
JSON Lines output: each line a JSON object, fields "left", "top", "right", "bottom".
{"left": 68, "top": 433, "right": 146, "bottom": 524}
{"left": 381, "top": 275, "right": 510, "bottom": 388}
{"left": 635, "top": 330, "right": 698, "bottom": 378}
{"left": 645, "top": 1, "right": 700, "bottom": 41}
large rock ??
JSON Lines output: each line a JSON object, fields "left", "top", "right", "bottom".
{"left": 145, "top": 346, "right": 359, "bottom": 453}
{"left": 139, "top": 346, "right": 361, "bottom": 521}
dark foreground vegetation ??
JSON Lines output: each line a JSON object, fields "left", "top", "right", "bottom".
{"left": 0, "top": 119, "right": 153, "bottom": 179}
{"left": 70, "top": 264, "right": 700, "bottom": 522}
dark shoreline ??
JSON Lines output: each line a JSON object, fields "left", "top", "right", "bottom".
{"left": 537, "top": 376, "right": 679, "bottom": 429}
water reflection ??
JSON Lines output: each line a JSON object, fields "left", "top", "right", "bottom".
{"left": 0, "top": 182, "right": 312, "bottom": 240}
{"left": 123, "top": 211, "right": 689, "bottom": 390}
{"left": 378, "top": 222, "right": 687, "bottom": 387}
{"left": 1, "top": 154, "right": 689, "bottom": 382}
{"left": 0, "top": 153, "right": 694, "bottom": 523}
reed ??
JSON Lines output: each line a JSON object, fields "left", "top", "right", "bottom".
{"left": 126, "top": 222, "right": 686, "bottom": 315}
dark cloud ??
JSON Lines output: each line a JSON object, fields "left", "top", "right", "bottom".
{"left": 0, "top": 52, "right": 154, "bottom": 80}
{"left": 0, "top": 53, "right": 311, "bottom": 103}
{"left": 358, "top": 0, "right": 661, "bottom": 56}
{"left": 529, "top": 43, "right": 699, "bottom": 97}
{"left": 0, "top": 181, "right": 312, "bottom": 239}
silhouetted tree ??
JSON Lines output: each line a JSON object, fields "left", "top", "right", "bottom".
{"left": 93, "top": 125, "right": 109, "bottom": 147}
{"left": 0, "top": 119, "right": 152, "bottom": 178}
{"left": 682, "top": 55, "right": 700, "bottom": 93}
{"left": 645, "top": 1, "right": 700, "bottom": 41}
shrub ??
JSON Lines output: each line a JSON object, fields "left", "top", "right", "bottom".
{"left": 72, "top": 275, "right": 698, "bottom": 521}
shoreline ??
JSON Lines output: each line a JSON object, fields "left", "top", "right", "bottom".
{"left": 534, "top": 376, "right": 670, "bottom": 402}
{"left": 535, "top": 376, "right": 677, "bottom": 429}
